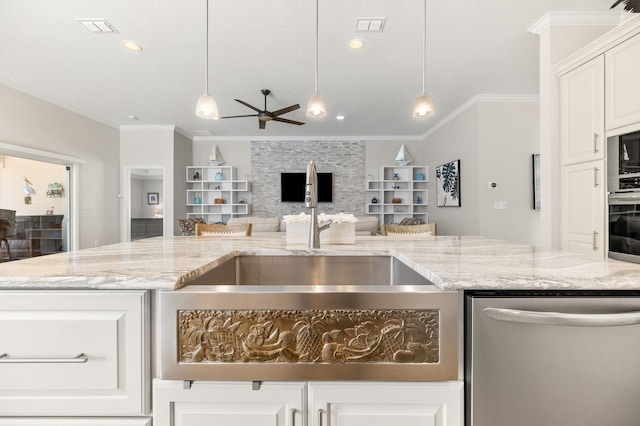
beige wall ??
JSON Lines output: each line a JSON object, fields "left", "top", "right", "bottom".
{"left": 0, "top": 84, "right": 120, "bottom": 249}
{"left": 424, "top": 99, "right": 540, "bottom": 244}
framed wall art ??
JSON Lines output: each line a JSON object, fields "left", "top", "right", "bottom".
{"left": 148, "top": 192, "right": 159, "bottom": 205}
{"left": 436, "top": 159, "right": 460, "bottom": 207}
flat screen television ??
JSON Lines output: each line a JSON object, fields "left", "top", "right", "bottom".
{"left": 281, "top": 172, "right": 333, "bottom": 202}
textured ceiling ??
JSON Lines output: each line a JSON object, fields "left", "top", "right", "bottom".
{"left": 0, "top": 0, "right": 628, "bottom": 140}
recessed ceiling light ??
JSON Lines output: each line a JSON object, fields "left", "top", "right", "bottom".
{"left": 122, "top": 41, "right": 142, "bottom": 52}
{"left": 349, "top": 39, "right": 364, "bottom": 49}
{"left": 336, "top": 115, "right": 345, "bottom": 120}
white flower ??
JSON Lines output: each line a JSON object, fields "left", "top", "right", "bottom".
{"left": 283, "top": 212, "right": 357, "bottom": 224}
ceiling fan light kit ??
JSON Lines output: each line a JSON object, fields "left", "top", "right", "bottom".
{"left": 413, "top": 0, "right": 435, "bottom": 119}
{"left": 306, "top": 0, "right": 327, "bottom": 119}
{"left": 196, "top": 0, "right": 219, "bottom": 120}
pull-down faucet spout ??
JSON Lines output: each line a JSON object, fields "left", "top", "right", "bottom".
{"left": 305, "top": 160, "right": 331, "bottom": 249}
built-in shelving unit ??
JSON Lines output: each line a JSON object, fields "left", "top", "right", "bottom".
{"left": 186, "top": 166, "right": 251, "bottom": 224}
{"left": 365, "top": 166, "right": 428, "bottom": 225}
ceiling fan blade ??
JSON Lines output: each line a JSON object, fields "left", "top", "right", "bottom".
{"left": 234, "top": 99, "right": 262, "bottom": 113}
{"left": 271, "top": 104, "right": 300, "bottom": 117}
{"left": 273, "top": 117, "right": 305, "bottom": 126}
{"left": 259, "top": 120, "right": 266, "bottom": 130}
{"left": 220, "top": 114, "right": 259, "bottom": 119}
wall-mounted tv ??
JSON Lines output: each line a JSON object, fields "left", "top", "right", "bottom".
{"left": 281, "top": 172, "right": 333, "bottom": 202}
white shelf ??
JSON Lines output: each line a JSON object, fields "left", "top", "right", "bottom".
{"left": 365, "top": 165, "right": 428, "bottom": 225}
{"left": 186, "top": 166, "right": 251, "bottom": 224}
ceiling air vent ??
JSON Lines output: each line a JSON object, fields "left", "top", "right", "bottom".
{"left": 193, "top": 130, "right": 214, "bottom": 136}
{"left": 355, "top": 18, "right": 386, "bottom": 32}
{"left": 76, "top": 19, "right": 118, "bottom": 33}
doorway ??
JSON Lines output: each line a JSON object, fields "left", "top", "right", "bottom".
{"left": 122, "top": 166, "right": 165, "bottom": 242}
{"left": 0, "top": 143, "right": 81, "bottom": 255}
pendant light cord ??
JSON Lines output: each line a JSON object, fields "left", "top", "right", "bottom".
{"left": 422, "top": 0, "right": 426, "bottom": 94}
{"left": 204, "top": 0, "right": 209, "bottom": 94}
{"left": 314, "top": 0, "right": 319, "bottom": 93}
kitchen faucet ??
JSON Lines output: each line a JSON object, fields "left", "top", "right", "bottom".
{"left": 305, "top": 160, "right": 332, "bottom": 249}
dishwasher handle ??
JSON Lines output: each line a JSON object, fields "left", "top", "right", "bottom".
{"left": 483, "top": 307, "right": 640, "bottom": 327}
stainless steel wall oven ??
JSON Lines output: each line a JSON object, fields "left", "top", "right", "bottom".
{"left": 609, "top": 192, "right": 640, "bottom": 263}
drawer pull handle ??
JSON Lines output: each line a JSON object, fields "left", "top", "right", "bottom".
{"left": 484, "top": 308, "right": 640, "bottom": 327}
{"left": 593, "top": 132, "right": 599, "bottom": 153}
{"left": 0, "top": 352, "right": 88, "bottom": 364}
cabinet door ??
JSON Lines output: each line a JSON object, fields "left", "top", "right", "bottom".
{"left": 606, "top": 33, "right": 640, "bottom": 131}
{"left": 560, "top": 55, "right": 605, "bottom": 165}
{"left": 0, "top": 291, "right": 149, "bottom": 416}
{"left": 153, "top": 380, "right": 306, "bottom": 426}
{"left": 561, "top": 160, "right": 606, "bottom": 256}
{"left": 309, "top": 382, "right": 462, "bottom": 426}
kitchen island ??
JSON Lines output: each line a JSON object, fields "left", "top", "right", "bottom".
{"left": 2, "top": 235, "right": 640, "bottom": 426}
{"left": 1, "top": 234, "right": 639, "bottom": 291}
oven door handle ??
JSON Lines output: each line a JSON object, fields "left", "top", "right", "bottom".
{"left": 483, "top": 307, "right": 640, "bottom": 327}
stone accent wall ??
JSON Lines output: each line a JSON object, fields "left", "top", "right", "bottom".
{"left": 250, "top": 140, "right": 365, "bottom": 217}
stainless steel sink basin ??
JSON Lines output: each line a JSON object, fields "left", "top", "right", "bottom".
{"left": 187, "top": 254, "right": 434, "bottom": 286}
{"left": 160, "top": 253, "right": 458, "bottom": 382}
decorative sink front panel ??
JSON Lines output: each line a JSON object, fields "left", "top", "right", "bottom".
{"left": 161, "top": 253, "right": 458, "bottom": 381}
{"left": 179, "top": 308, "right": 439, "bottom": 365}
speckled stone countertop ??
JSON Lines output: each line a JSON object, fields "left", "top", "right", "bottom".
{"left": 1, "top": 235, "right": 639, "bottom": 291}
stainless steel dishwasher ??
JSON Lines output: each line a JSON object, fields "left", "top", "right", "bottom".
{"left": 466, "top": 291, "right": 640, "bottom": 426}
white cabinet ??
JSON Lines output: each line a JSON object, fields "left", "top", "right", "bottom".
{"left": 186, "top": 166, "right": 251, "bottom": 224}
{"left": 153, "top": 380, "right": 463, "bottom": 426}
{"left": 365, "top": 166, "right": 428, "bottom": 225}
{"left": 153, "top": 380, "right": 306, "bottom": 426}
{"left": 606, "top": 33, "right": 640, "bottom": 131}
{"left": 561, "top": 160, "right": 606, "bottom": 256}
{"left": 309, "top": 382, "right": 462, "bottom": 426}
{"left": 0, "top": 290, "right": 149, "bottom": 417}
{"left": 0, "top": 419, "right": 151, "bottom": 425}
{"left": 560, "top": 55, "right": 605, "bottom": 165}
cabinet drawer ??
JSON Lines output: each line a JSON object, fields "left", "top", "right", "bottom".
{"left": 0, "top": 291, "right": 149, "bottom": 416}
{"left": 0, "top": 418, "right": 151, "bottom": 426}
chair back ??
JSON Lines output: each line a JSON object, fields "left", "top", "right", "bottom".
{"left": 195, "top": 223, "right": 252, "bottom": 236}
{"left": 381, "top": 223, "right": 435, "bottom": 237}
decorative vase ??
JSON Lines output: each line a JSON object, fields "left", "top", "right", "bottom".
{"left": 371, "top": 197, "right": 378, "bottom": 204}
{"left": 215, "top": 171, "right": 223, "bottom": 181}
{"left": 194, "top": 196, "right": 202, "bottom": 204}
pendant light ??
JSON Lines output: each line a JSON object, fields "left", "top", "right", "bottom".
{"left": 306, "top": 0, "right": 326, "bottom": 118}
{"left": 196, "top": 0, "right": 219, "bottom": 119}
{"left": 412, "top": 0, "right": 435, "bottom": 118}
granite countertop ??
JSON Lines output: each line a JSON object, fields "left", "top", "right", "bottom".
{"left": 1, "top": 235, "right": 639, "bottom": 291}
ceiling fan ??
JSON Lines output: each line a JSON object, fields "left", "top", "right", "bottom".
{"left": 220, "top": 89, "right": 305, "bottom": 129}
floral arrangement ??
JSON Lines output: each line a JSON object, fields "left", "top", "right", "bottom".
{"left": 282, "top": 212, "right": 358, "bottom": 224}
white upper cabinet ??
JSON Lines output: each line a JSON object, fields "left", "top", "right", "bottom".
{"left": 560, "top": 55, "right": 605, "bottom": 165}
{"left": 606, "top": 33, "right": 640, "bottom": 131}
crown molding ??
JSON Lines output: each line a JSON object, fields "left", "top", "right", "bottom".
{"left": 192, "top": 135, "right": 424, "bottom": 142}
{"left": 528, "top": 11, "right": 627, "bottom": 35}
{"left": 119, "top": 124, "right": 176, "bottom": 132}
{"left": 421, "top": 94, "right": 539, "bottom": 139}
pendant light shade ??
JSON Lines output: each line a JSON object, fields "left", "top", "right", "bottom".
{"left": 306, "top": 0, "right": 326, "bottom": 118}
{"left": 413, "top": 92, "right": 435, "bottom": 118}
{"left": 196, "top": 0, "right": 219, "bottom": 120}
{"left": 196, "top": 93, "right": 219, "bottom": 119}
{"left": 413, "top": 0, "right": 435, "bottom": 119}
{"left": 306, "top": 93, "right": 327, "bottom": 118}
